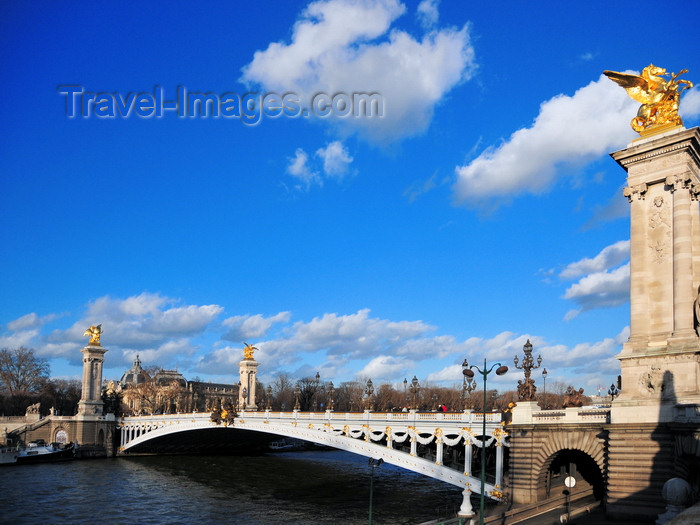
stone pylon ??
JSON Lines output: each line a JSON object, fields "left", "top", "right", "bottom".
{"left": 611, "top": 127, "right": 700, "bottom": 424}
{"left": 77, "top": 341, "right": 107, "bottom": 416}
{"left": 239, "top": 357, "right": 258, "bottom": 410}
{"left": 606, "top": 127, "right": 700, "bottom": 520}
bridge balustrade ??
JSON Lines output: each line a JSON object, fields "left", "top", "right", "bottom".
{"left": 528, "top": 407, "right": 610, "bottom": 424}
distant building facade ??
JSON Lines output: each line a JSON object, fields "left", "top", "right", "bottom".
{"left": 109, "top": 355, "right": 239, "bottom": 415}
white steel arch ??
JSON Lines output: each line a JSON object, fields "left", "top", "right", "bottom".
{"left": 118, "top": 410, "right": 509, "bottom": 517}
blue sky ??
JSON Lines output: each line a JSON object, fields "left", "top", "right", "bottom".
{"left": 2, "top": 0, "right": 700, "bottom": 396}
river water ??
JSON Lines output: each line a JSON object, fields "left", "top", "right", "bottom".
{"left": 0, "top": 450, "right": 465, "bottom": 524}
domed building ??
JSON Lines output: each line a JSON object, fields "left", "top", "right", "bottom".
{"left": 119, "top": 355, "right": 150, "bottom": 387}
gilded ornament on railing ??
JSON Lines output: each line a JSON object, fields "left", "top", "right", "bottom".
{"left": 210, "top": 403, "right": 237, "bottom": 426}
{"left": 604, "top": 65, "right": 693, "bottom": 135}
{"left": 83, "top": 324, "right": 102, "bottom": 345}
{"left": 242, "top": 342, "right": 257, "bottom": 360}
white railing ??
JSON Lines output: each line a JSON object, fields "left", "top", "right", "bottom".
{"left": 226, "top": 409, "right": 502, "bottom": 424}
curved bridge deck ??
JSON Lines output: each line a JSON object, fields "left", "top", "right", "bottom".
{"left": 119, "top": 409, "right": 508, "bottom": 507}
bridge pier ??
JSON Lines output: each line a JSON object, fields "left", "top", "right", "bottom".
{"left": 608, "top": 127, "right": 700, "bottom": 520}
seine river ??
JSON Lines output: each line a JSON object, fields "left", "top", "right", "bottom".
{"left": 0, "top": 450, "right": 465, "bottom": 524}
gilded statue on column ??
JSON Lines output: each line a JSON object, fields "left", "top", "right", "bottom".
{"left": 243, "top": 342, "right": 257, "bottom": 360}
{"left": 604, "top": 65, "right": 693, "bottom": 135}
{"left": 83, "top": 324, "right": 102, "bottom": 345}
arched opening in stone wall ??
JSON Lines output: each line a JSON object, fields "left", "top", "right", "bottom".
{"left": 54, "top": 429, "right": 68, "bottom": 444}
{"left": 98, "top": 428, "right": 105, "bottom": 447}
{"left": 544, "top": 449, "right": 604, "bottom": 501}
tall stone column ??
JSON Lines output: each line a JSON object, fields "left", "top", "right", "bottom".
{"left": 606, "top": 128, "right": 700, "bottom": 521}
{"left": 610, "top": 127, "right": 700, "bottom": 424}
{"left": 238, "top": 359, "right": 258, "bottom": 410}
{"left": 78, "top": 341, "right": 107, "bottom": 416}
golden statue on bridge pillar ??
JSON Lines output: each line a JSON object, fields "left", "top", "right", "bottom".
{"left": 83, "top": 324, "right": 102, "bottom": 345}
{"left": 604, "top": 64, "right": 693, "bottom": 136}
{"left": 242, "top": 342, "right": 257, "bottom": 360}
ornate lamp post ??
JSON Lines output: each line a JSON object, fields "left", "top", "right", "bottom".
{"left": 608, "top": 382, "right": 620, "bottom": 402}
{"left": 403, "top": 378, "right": 408, "bottom": 406}
{"left": 241, "top": 387, "right": 248, "bottom": 410}
{"left": 409, "top": 376, "right": 420, "bottom": 410}
{"left": 293, "top": 383, "right": 301, "bottom": 411}
{"left": 542, "top": 368, "right": 548, "bottom": 409}
{"left": 463, "top": 359, "right": 508, "bottom": 525}
{"left": 513, "top": 339, "right": 542, "bottom": 401}
{"left": 327, "top": 381, "right": 334, "bottom": 411}
{"left": 364, "top": 378, "right": 375, "bottom": 410}
{"left": 266, "top": 385, "right": 273, "bottom": 410}
{"left": 462, "top": 358, "right": 477, "bottom": 411}
{"left": 313, "top": 371, "right": 320, "bottom": 411}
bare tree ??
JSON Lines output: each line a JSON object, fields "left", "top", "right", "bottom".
{"left": 41, "top": 379, "right": 81, "bottom": 415}
{"left": 296, "top": 375, "right": 323, "bottom": 411}
{"left": 333, "top": 381, "right": 364, "bottom": 411}
{"left": 272, "top": 373, "right": 295, "bottom": 410}
{"left": 0, "top": 347, "right": 50, "bottom": 395}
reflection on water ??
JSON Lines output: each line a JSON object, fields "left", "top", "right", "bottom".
{"left": 0, "top": 450, "right": 464, "bottom": 524}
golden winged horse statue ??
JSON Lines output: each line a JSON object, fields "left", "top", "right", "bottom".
{"left": 83, "top": 324, "right": 102, "bottom": 345}
{"left": 604, "top": 64, "right": 693, "bottom": 135}
{"left": 243, "top": 342, "right": 258, "bottom": 360}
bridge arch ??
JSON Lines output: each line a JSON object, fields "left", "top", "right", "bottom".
{"left": 509, "top": 423, "right": 608, "bottom": 505}
{"left": 532, "top": 428, "right": 606, "bottom": 501}
{"left": 119, "top": 410, "right": 511, "bottom": 517}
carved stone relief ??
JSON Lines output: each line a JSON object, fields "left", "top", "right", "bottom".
{"left": 640, "top": 366, "right": 663, "bottom": 395}
{"left": 648, "top": 195, "right": 671, "bottom": 263}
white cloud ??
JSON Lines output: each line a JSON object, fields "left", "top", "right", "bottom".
{"left": 194, "top": 345, "right": 246, "bottom": 375}
{"left": 196, "top": 308, "right": 442, "bottom": 376}
{"left": 87, "top": 292, "right": 168, "bottom": 320}
{"left": 395, "top": 334, "right": 460, "bottom": 359}
{"left": 287, "top": 141, "right": 354, "bottom": 189}
{"left": 222, "top": 311, "right": 292, "bottom": 341}
{"left": 563, "top": 262, "right": 630, "bottom": 319}
{"left": 0, "top": 328, "right": 41, "bottom": 350}
{"left": 556, "top": 241, "right": 631, "bottom": 319}
{"left": 559, "top": 240, "right": 629, "bottom": 280}
{"left": 316, "top": 140, "right": 353, "bottom": 178}
{"left": 680, "top": 86, "right": 700, "bottom": 120}
{"left": 453, "top": 75, "right": 638, "bottom": 207}
{"left": 143, "top": 304, "right": 224, "bottom": 335}
{"left": 287, "top": 148, "right": 321, "bottom": 189}
{"left": 292, "top": 308, "right": 434, "bottom": 358}
{"left": 416, "top": 0, "right": 439, "bottom": 29}
{"left": 356, "top": 354, "right": 411, "bottom": 380}
{"left": 7, "top": 313, "right": 41, "bottom": 331}
{"left": 241, "top": 0, "right": 476, "bottom": 142}
{"left": 124, "top": 338, "right": 199, "bottom": 368}
{"left": 36, "top": 293, "right": 224, "bottom": 369}
{"left": 39, "top": 341, "right": 79, "bottom": 360}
